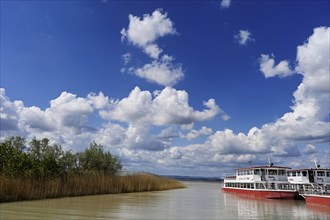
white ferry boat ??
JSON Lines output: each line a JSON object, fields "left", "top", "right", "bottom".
{"left": 222, "top": 164, "right": 299, "bottom": 199}
{"left": 287, "top": 168, "right": 330, "bottom": 193}
{"left": 287, "top": 163, "right": 330, "bottom": 206}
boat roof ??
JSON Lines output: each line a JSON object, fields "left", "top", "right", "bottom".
{"left": 288, "top": 168, "right": 330, "bottom": 172}
{"left": 237, "top": 165, "right": 291, "bottom": 171}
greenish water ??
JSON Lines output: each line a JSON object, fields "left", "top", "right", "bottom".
{"left": 1, "top": 181, "right": 329, "bottom": 219}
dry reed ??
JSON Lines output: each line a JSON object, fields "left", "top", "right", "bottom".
{"left": 0, "top": 173, "right": 186, "bottom": 203}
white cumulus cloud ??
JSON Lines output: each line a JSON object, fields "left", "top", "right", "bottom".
{"left": 100, "top": 86, "right": 228, "bottom": 126}
{"left": 121, "top": 10, "right": 183, "bottom": 87}
{"left": 259, "top": 54, "right": 294, "bottom": 78}
{"left": 220, "top": 0, "right": 231, "bottom": 9}
{"left": 130, "top": 55, "right": 184, "bottom": 87}
{"left": 121, "top": 9, "right": 176, "bottom": 59}
{"left": 235, "top": 30, "right": 254, "bottom": 45}
{"left": 303, "top": 144, "right": 317, "bottom": 154}
{"left": 181, "top": 126, "right": 213, "bottom": 140}
{"left": 207, "top": 26, "right": 329, "bottom": 160}
{"left": 0, "top": 88, "right": 23, "bottom": 132}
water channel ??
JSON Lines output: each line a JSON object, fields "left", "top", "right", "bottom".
{"left": 1, "top": 181, "right": 329, "bottom": 219}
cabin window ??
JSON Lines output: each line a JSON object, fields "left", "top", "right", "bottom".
{"left": 302, "top": 171, "right": 307, "bottom": 176}
{"left": 268, "top": 169, "right": 277, "bottom": 175}
{"left": 287, "top": 172, "right": 291, "bottom": 176}
{"left": 297, "top": 172, "right": 301, "bottom": 176}
{"left": 326, "top": 172, "right": 330, "bottom": 177}
{"left": 317, "top": 171, "right": 325, "bottom": 176}
{"left": 292, "top": 172, "right": 296, "bottom": 176}
{"left": 278, "top": 170, "right": 285, "bottom": 175}
{"left": 254, "top": 170, "right": 260, "bottom": 175}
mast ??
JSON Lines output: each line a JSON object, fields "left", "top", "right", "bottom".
{"left": 314, "top": 159, "right": 320, "bottom": 168}
{"left": 268, "top": 156, "right": 273, "bottom": 167}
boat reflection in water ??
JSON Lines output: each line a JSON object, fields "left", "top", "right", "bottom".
{"left": 223, "top": 192, "right": 328, "bottom": 219}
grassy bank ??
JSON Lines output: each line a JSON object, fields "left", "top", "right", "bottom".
{"left": 0, "top": 173, "right": 186, "bottom": 203}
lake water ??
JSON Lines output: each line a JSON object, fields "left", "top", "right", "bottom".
{"left": 1, "top": 181, "right": 329, "bottom": 219}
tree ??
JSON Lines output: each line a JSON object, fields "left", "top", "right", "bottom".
{"left": 0, "top": 136, "right": 32, "bottom": 176}
{"left": 28, "top": 137, "right": 64, "bottom": 178}
{"left": 79, "top": 142, "right": 122, "bottom": 175}
{"left": 59, "top": 150, "right": 79, "bottom": 175}
{"left": 1, "top": 136, "right": 122, "bottom": 178}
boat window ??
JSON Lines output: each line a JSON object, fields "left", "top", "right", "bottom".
{"left": 302, "top": 171, "right": 307, "bottom": 176}
{"left": 268, "top": 169, "right": 277, "bottom": 175}
{"left": 292, "top": 172, "right": 296, "bottom": 176}
{"left": 278, "top": 170, "right": 285, "bottom": 175}
{"left": 287, "top": 172, "right": 291, "bottom": 176}
{"left": 327, "top": 172, "right": 330, "bottom": 177}
{"left": 297, "top": 172, "right": 301, "bottom": 176}
{"left": 317, "top": 171, "right": 325, "bottom": 176}
{"left": 254, "top": 170, "right": 260, "bottom": 175}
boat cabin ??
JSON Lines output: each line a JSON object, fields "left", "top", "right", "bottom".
{"left": 223, "top": 165, "right": 293, "bottom": 190}
{"left": 235, "top": 166, "right": 289, "bottom": 182}
{"left": 287, "top": 168, "right": 330, "bottom": 193}
{"left": 287, "top": 169, "right": 330, "bottom": 185}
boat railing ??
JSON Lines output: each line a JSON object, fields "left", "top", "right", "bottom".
{"left": 300, "top": 184, "right": 330, "bottom": 195}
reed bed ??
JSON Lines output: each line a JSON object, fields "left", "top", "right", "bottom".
{"left": 0, "top": 173, "right": 186, "bottom": 203}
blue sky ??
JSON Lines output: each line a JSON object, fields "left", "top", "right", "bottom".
{"left": 1, "top": 0, "right": 329, "bottom": 177}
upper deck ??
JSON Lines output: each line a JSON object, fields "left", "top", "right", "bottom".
{"left": 287, "top": 168, "right": 330, "bottom": 185}
{"left": 224, "top": 165, "right": 290, "bottom": 183}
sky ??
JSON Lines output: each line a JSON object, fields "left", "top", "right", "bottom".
{"left": 1, "top": 0, "right": 329, "bottom": 177}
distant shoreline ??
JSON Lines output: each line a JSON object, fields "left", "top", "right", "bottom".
{"left": 163, "top": 175, "right": 223, "bottom": 182}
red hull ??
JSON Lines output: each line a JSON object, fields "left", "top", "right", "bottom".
{"left": 222, "top": 187, "right": 299, "bottom": 200}
{"left": 304, "top": 194, "right": 330, "bottom": 207}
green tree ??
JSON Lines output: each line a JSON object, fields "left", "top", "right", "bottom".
{"left": 0, "top": 136, "right": 32, "bottom": 176}
{"left": 28, "top": 137, "right": 64, "bottom": 178}
{"left": 79, "top": 142, "right": 122, "bottom": 175}
{"left": 59, "top": 150, "right": 79, "bottom": 175}
{"left": 1, "top": 136, "right": 122, "bottom": 178}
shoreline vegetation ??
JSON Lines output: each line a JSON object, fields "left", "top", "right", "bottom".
{"left": 0, "top": 136, "right": 185, "bottom": 203}
{"left": 0, "top": 173, "right": 186, "bottom": 203}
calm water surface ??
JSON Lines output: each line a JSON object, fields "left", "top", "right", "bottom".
{"left": 1, "top": 181, "right": 329, "bottom": 219}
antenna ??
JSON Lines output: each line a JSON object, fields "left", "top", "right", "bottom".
{"left": 268, "top": 156, "right": 273, "bottom": 167}
{"left": 314, "top": 159, "right": 320, "bottom": 168}
{"left": 248, "top": 160, "right": 252, "bottom": 167}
